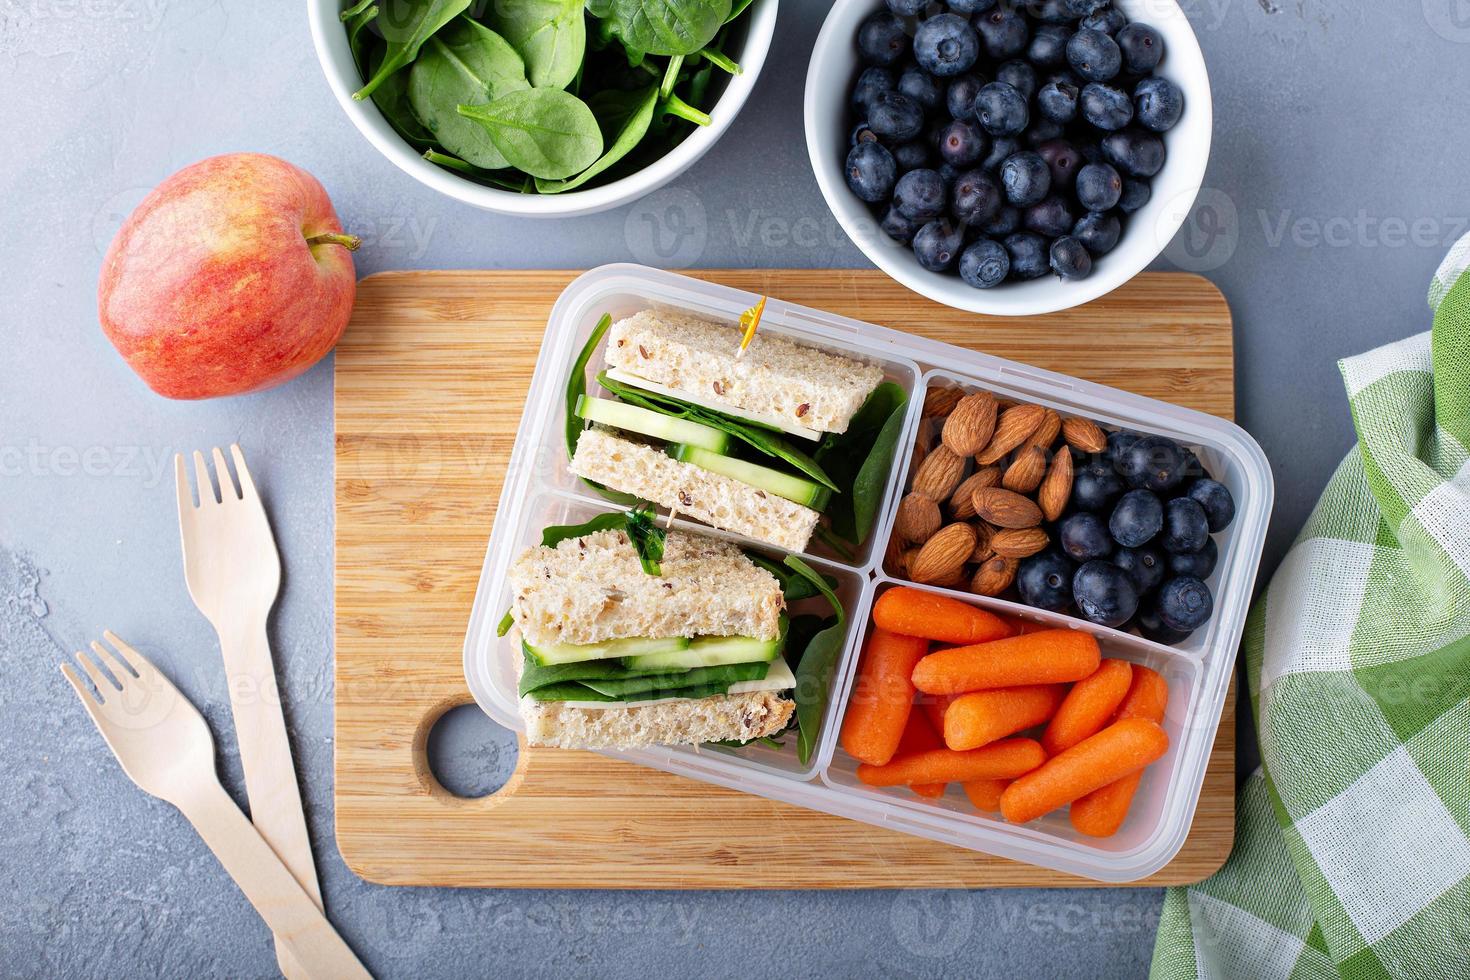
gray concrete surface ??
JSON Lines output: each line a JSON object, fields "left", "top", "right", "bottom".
{"left": 4, "top": 0, "right": 1467, "bottom": 976}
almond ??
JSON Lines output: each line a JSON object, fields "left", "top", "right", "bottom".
{"left": 895, "top": 492, "right": 942, "bottom": 544}
{"left": 948, "top": 467, "right": 1001, "bottom": 519}
{"left": 971, "top": 556, "right": 1018, "bottom": 597}
{"left": 941, "top": 392, "right": 998, "bottom": 457}
{"left": 976, "top": 404, "right": 1046, "bottom": 465}
{"left": 1001, "top": 445, "right": 1048, "bottom": 494}
{"left": 970, "top": 521, "right": 996, "bottom": 562}
{"left": 1062, "top": 416, "right": 1108, "bottom": 454}
{"left": 1037, "top": 449, "right": 1074, "bottom": 522}
{"left": 972, "top": 487, "right": 1043, "bottom": 529}
{"left": 911, "top": 445, "right": 966, "bottom": 501}
{"left": 923, "top": 385, "right": 964, "bottom": 418}
{"left": 991, "top": 527, "right": 1050, "bottom": 559}
{"left": 909, "top": 523, "right": 976, "bottom": 584}
{"left": 1025, "top": 408, "right": 1062, "bottom": 449}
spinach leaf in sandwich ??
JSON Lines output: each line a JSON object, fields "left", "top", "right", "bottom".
{"left": 748, "top": 553, "right": 836, "bottom": 603}
{"left": 815, "top": 382, "right": 908, "bottom": 545}
{"left": 623, "top": 503, "right": 665, "bottom": 575}
{"left": 567, "top": 315, "right": 638, "bottom": 505}
{"left": 781, "top": 556, "right": 847, "bottom": 765}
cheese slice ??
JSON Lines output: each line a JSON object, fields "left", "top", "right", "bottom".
{"left": 551, "top": 656, "right": 796, "bottom": 711}
{"left": 603, "top": 368, "right": 824, "bottom": 442}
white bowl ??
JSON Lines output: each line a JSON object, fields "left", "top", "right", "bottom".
{"left": 804, "top": 0, "right": 1212, "bottom": 316}
{"left": 308, "top": 0, "right": 778, "bottom": 218}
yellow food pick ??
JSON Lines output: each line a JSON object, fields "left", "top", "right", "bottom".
{"left": 737, "top": 296, "right": 766, "bottom": 358}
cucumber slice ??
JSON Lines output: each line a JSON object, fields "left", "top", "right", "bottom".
{"left": 525, "top": 635, "right": 691, "bottom": 667}
{"left": 576, "top": 394, "right": 730, "bottom": 453}
{"left": 669, "top": 444, "right": 832, "bottom": 510}
{"left": 624, "top": 629, "right": 786, "bottom": 672}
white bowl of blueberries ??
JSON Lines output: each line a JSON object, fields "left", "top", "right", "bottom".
{"left": 804, "top": 0, "right": 1212, "bottom": 316}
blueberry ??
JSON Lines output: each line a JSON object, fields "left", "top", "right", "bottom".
{"left": 1073, "top": 460, "right": 1124, "bottom": 511}
{"left": 1136, "top": 603, "right": 1192, "bottom": 645}
{"left": 893, "top": 168, "right": 947, "bottom": 221}
{"left": 951, "top": 169, "right": 1002, "bottom": 224}
{"left": 1116, "top": 22, "right": 1164, "bottom": 74}
{"left": 995, "top": 60, "right": 1038, "bottom": 100}
{"left": 974, "top": 82, "right": 1029, "bottom": 136}
{"left": 913, "top": 218, "right": 965, "bottom": 271}
{"left": 1049, "top": 235, "right": 1093, "bottom": 279}
{"left": 1024, "top": 119, "right": 1067, "bottom": 148}
{"left": 1028, "top": 24, "right": 1073, "bottom": 67}
{"left": 938, "top": 119, "right": 988, "bottom": 167}
{"left": 1107, "top": 429, "right": 1142, "bottom": 468}
{"left": 886, "top": 0, "right": 929, "bottom": 14}
{"left": 1187, "top": 479, "right": 1236, "bottom": 533}
{"left": 844, "top": 142, "right": 897, "bottom": 203}
{"left": 980, "top": 135, "right": 1021, "bottom": 172}
{"left": 881, "top": 206, "right": 921, "bottom": 244}
{"left": 1073, "top": 210, "right": 1122, "bottom": 255}
{"left": 1060, "top": 512, "right": 1113, "bottom": 562}
{"left": 898, "top": 65, "right": 945, "bottom": 111}
{"left": 1114, "top": 546, "right": 1166, "bottom": 594}
{"left": 1169, "top": 537, "right": 1217, "bottom": 579}
{"left": 1025, "top": 195, "right": 1076, "bottom": 238}
{"left": 914, "top": 13, "right": 981, "bottom": 77}
{"left": 1161, "top": 497, "right": 1209, "bottom": 554}
{"left": 1110, "top": 488, "right": 1163, "bottom": 548}
{"left": 1156, "top": 576, "right": 1213, "bottom": 632}
{"left": 858, "top": 10, "right": 911, "bottom": 66}
{"left": 946, "top": 73, "right": 986, "bottom": 120}
{"left": 982, "top": 204, "right": 1022, "bottom": 235}
{"left": 868, "top": 90, "right": 926, "bottom": 143}
{"left": 1080, "top": 82, "right": 1133, "bottom": 131}
{"left": 1120, "top": 434, "right": 1186, "bottom": 492}
{"left": 851, "top": 66, "right": 896, "bottom": 113}
{"left": 1080, "top": 8, "right": 1128, "bottom": 35}
{"left": 975, "top": 6, "right": 1029, "bottom": 59}
{"left": 959, "top": 237, "right": 1010, "bottom": 288}
{"left": 1000, "top": 150, "right": 1051, "bottom": 206}
{"left": 1066, "top": 29, "right": 1122, "bottom": 83}
{"left": 1075, "top": 161, "right": 1123, "bottom": 211}
{"left": 1004, "top": 231, "right": 1050, "bottom": 280}
{"left": 1036, "top": 80, "right": 1079, "bottom": 123}
{"left": 947, "top": 0, "right": 997, "bottom": 12}
{"left": 893, "top": 140, "right": 933, "bottom": 172}
{"left": 1134, "top": 76, "right": 1184, "bottom": 132}
{"left": 1119, "top": 177, "right": 1152, "bottom": 212}
{"left": 1018, "top": 550, "right": 1076, "bottom": 611}
{"left": 1036, "top": 139, "right": 1082, "bottom": 190}
{"left": 1102, "top": 129, "right": 1166, "bottom": 177}
{"left": 1073, "top": 561, "right": 1139, "bottom": 627}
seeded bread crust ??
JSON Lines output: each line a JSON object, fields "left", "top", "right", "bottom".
{"left": 568, "top": 428, "right": 821, "bottom": 553}
{"left": 508, "top": 524, "right": 785, "bottom": 648}
{"left": 520, "top": 690, "right": 794, "bottom": 749}
{"left": 604, "top": 308, "right": 885, "bottom": 435}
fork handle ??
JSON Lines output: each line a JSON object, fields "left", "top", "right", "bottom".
{"left": 181, "top": 779, "right": 372, "bottom": 980}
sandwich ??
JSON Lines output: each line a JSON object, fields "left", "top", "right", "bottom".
{"left": 565, "top": 307, "right": 902, "bottom": 553}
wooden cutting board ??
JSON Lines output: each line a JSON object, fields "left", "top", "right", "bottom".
{"left": 335, "top": 269, "right": 1236, "bottom": 888}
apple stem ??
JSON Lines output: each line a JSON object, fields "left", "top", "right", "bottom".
{"left": 305, "top": 232, "right": 362, "bottom": 251}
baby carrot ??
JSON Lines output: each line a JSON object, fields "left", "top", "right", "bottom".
{"left": 919, "top": 693, "right": 955, "bottom": 736}
{"left": 1069, "top": 667, "right": 1170, "bottom": 837}
{"left": 872, "top": 587, "right": 1014, "bottom": 644}
{"left": 857, "top": 738, "right": 1046, "bottom": 787}
{"left": 911, "top": 630, "right": 1101, "bottom": 695}
{"left": 944, "top": 685, "right": 1067, "bottom": 751}
{"left": 896, "top": 711, "right": 947, "bottom": 799}
{"left": 840, "top": 628, "right": 930, "bottom": 766}
{"left": 1040, "top": 659, "right": 1134, "bottom": 756}
{"left": 1000, "top": 718, "right": 1169, "bottom": 824}
{"left": 962, "top": 778, "right": 1009, "bottom": 812}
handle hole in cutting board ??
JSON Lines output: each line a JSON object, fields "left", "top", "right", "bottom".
{"left": 423, "top": 702, "right": 522, "bottom": 802}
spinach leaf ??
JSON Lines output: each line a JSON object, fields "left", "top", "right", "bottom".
{"left": 497, "top": 609, "right": 514, "bottom": 636}
{"left": 604, "top": 0, "right": 731, "bottom": 57}
{"left": 526, "top": 682, "right": 619, "bottom": 702}
{"left": 815, "top": 382, "right": 908, "bottom": 545}
{"left": 341, "top": 0, "right": 377, "bottom": 20}
{"left": 484, "top": 0, "right": 586, "bottom": 90}
{"left": 724, "top": 0, "right": 753, "bottom": 22}
{"left": 353, "top": 0, "right": 471, "bottom": 101}
{"left": 782, "top": 556, "right": 847, "bottom": 765}
{"left": 409, "top": 18, "right": 529, "bottom": 169}
{"left": 623, "top": 504, "right": 666, "bottom": 575}
{"left": 781, "top": 612, "right": 829, "bottom": 670}
{"left": 368, "top": 44, "right": 439, "bottom": 145}
{"left": 747, "top": 554, "right": 835, "bottom": 603}
{"left": 424, "top": 149, "right": 529, "bottom": 190}
{"left": 346, "top": 2, "right": 379, "bottom": 69}
{"left": 539, "top": 511, "right": 626, "bottom": 548}
{"left": 458, "top": 88, "right": 603, "bottom": 179}
{"left": 566, "top": 313, "right": 613, "bottom": 461}
{"left": 534, "top": 84, "right": 657, "bottom": 193}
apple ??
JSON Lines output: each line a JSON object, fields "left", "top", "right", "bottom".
{"left": 98, "top": 153, "right": 361, "bottom": 399}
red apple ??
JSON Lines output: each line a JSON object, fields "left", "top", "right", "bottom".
{"left": 98, "top": 153, "right": 360, "bottom": 399}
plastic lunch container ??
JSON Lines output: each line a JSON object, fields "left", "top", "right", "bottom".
{"left": 463, "top": 264, "right": 1273, "bottom": 882}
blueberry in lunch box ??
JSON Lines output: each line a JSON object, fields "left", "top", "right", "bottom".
{"left": 951, "top": 169, "right": 1003, "bottom": 224}
{"left": 1060, "top": 512, "right": 1113, "bottom": 562}
{"left": 1116, "top": 22, "right": 1165, "bottom": 74}
{"left": 983, "top": 204, "right": 1022, "bottom": 236}
{"left": 946, "top": 73, "right": 986, "bottom": 120}
{"left": 868, "top": 90, "right": 926, "bottom": 143}
{"left": 852, "top": 66, "right": 896, "bottom": 113}
{"left": 1107, "top": 429, "right": 1142, "bottom": 468}
{"left": 858, "top": 10, "right": 911, "bottom": 66}
{"left": 881, "top": 206, "right": 922, "bottom": 244}
{"left": 995, "top": 60, "right": 1038, "bottom": 100}
{"left": 915, "top": 13, "right": 981, "bottom": 77}
{"left": 1119, "top": 177, "right": 1152, "bottom": 213}
{"left": 887, "top": 0, "right": 929, "bottom": 15}
{"left": 1075, "top": 161, "right": 1123, "bottom": 211}
{"left": 1028, "top": 24, "right": 1074, "bottom": 67}
{"left": 893, "top": 168, "right": 948, "bottom": 220}
{"left": 1136, "top": 602, "right": 1193, "bottom": 645}
{"left": 1073, "top": 460, "right": 1124, "bottom": 512}
{"left": 1049, "top": 235, "right": 1093, "bottom": 280}
{"left": 980, "top": 135, "right": 1021, "bottom": 172}
{"left": 845, "top": 142, "right": 898, "bottom": 203}
{"left": 1036, "top": 138, "right": 1082, "bottom": 190}
{"left": 975, "top": 6, "right": 1030, "bottom": 59}
{"left": 1066, "top": 29, "right": 1122, "bottom": 83}
{"left": 1102, "top": 129, "right": 1166, "bottom": 177}
{"left": 938, "top": 120, "right": 988, "bottom": 167}
{"left": 975, "top": 82, "right": 1030, "bottom": 136}
{"left": 1115, "top": 545, "right": 1167, "bottom": 595}
{"left": 1080, "top": 82, "right": 1134, "bottom": 131}
{"left": 959, "top": 238, "right": 1011, "bottom": 288}
{"left": 1120, "top": 434, "right": 1187, "bottom": 492}
{"left": 1187, "top": 478, "right": 1237, "bottom": 533}
{"left": 1001, "top": 151, "right": 1052, "bottom": 206}
{"left": 1081, "top": 8, "right": 1128, "bottom": 36}
{"left": 913, "top": 218, "right": 965, "bottom": 271}
{"left": 1110, "top": 488, "right": 1164, "bottom": 548}
{"left": 1037, "top": 79, "right": 1080, "bottom": 124}
{"left": 1161, "top": 497, "right": 1210, "bottom": 554}
{"left": 1025, "top": 196, "right": 1077, "bottom": 238}
{"left": 898, "top": 65, "right": 945, "bottom": 111}
{"left": 1134, "top": 76, "right": 1184, "bottom": 133}
{"left": 1073, "top": 560, "right": 1139, "bottom": 628}
{"left": 1073, "top": 211, "right": 1122, "bottom": 255}
{"left": 1169, "top": 536, "right": 1218, "bottom": 580}
{"left": 1004, "top": 231, "right": 1051, "bottom": 280}
{"left": 1156, "top": 576, "right": 1214, "bottom": 632}
{"left": 1018, "top": 550, "right": 1076, "bottom": 611}
{"left": 893, "top": 140, "right": 933, "bottom": 172}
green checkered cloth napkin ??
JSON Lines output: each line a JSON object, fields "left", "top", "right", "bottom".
{"left": 1149, "top": 238, "right": 1470, "bottom": 979}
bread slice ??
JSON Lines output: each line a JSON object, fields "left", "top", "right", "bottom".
{"left": 568, "top": 428, "right": 822, "bottom": 553}
{"left": 521, "top": 690, "right": 794, "bottom": 750}
{"left": 507, "top": 523, "right": 785, "bottom": 648}
{"left": 604, "top": 308, "right": 885, "bottom": 435}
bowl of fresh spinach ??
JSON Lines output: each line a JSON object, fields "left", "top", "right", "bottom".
{"left": 310, "top": 0, "right": 776, "bottom": 217}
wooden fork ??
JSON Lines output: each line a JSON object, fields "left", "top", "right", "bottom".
{"left": 176, "top": 445, "right": 319, "bottom": 979}
{"left": 60, "top": 633, "right": 370, "bottom": 979}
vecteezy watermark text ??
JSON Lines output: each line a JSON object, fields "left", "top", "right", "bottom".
{"left": 0, "top": 442, "right": 175, "bottom": 488}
